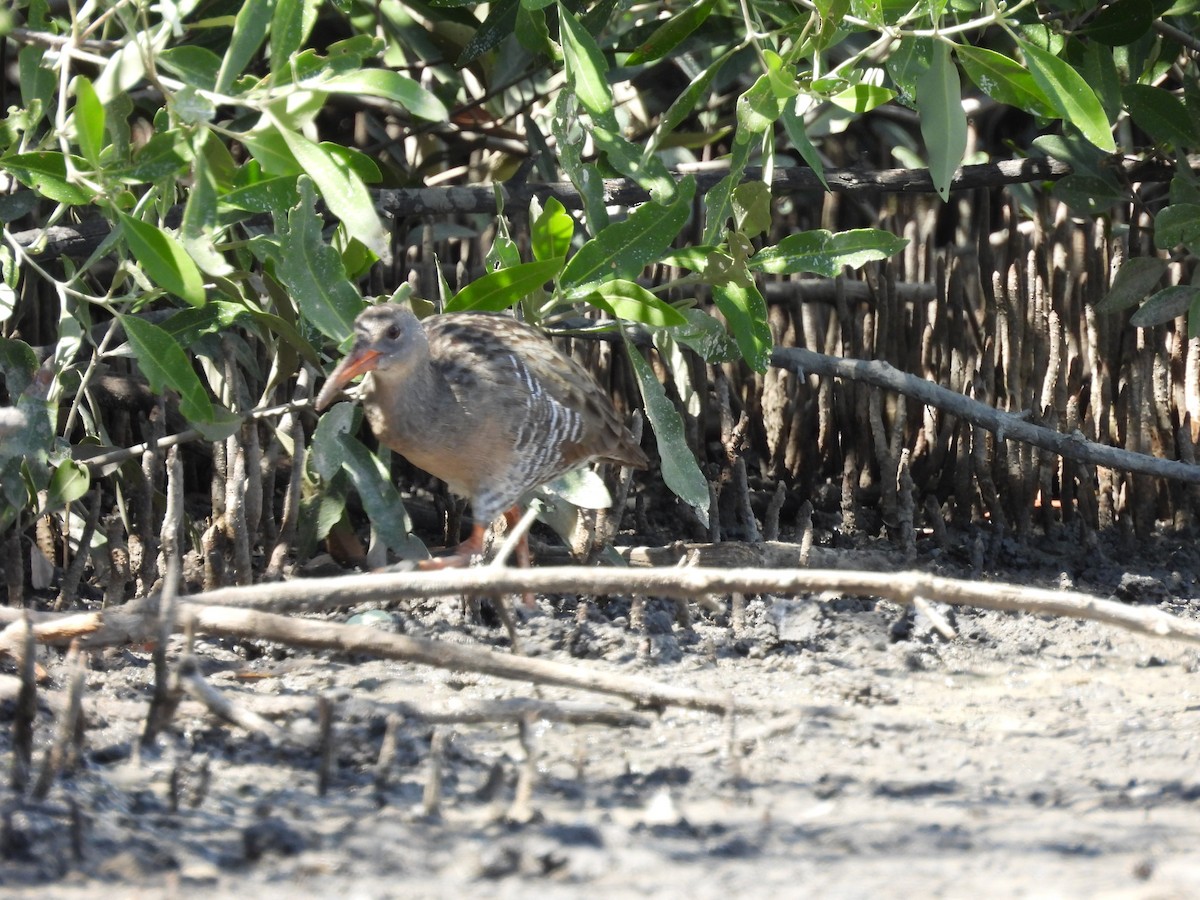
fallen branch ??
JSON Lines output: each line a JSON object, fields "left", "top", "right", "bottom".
{"left": 772, "top": 346, "right": 1200, "bottom": 485}
{"left": 181, "top": 605, "right": 742, "bottom": 714}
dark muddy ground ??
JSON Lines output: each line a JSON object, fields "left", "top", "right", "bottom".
{"left": 4, "top": 522, "right": 1200, "bottom": 898}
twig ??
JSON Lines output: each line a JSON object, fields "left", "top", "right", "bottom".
{"left": 176, "top": 656, "right": 289, "bottom": 746}
{"left": 422, "top": 728, "right": 447, "bottom": 818}
{"left": 32, "top": 639, "right": 86, "bottom": 799}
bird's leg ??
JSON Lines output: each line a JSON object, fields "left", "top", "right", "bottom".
{"left": 416, "top": 523, "right": 486, "bottom": 570}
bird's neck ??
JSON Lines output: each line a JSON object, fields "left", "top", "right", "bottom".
{"left": 362, "top": 350, "right": 455, "bottom": 444}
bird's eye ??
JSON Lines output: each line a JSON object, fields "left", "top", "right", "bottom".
{"left": 385, "top": 324, "right": 402, "bottom": 341}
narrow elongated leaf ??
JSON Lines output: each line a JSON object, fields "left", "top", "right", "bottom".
{"left": 270, "top": 0, "right": 318, "bottom": 73}
{"left": 1096, "top": 257, "right": 1169, "bottom": 312}
{"left": 457, "top": 0, "right": 519, "bottom": 66}
{"left": 552, "top": 90, "right": 608, "bottom": 232}
{"left": 586, "top": 280, "right": 688, "bottom": 327}
{"left": 1124, "top": 84, "right": 1199, "bottom": 149}
{"left": 317, "top": 70, "right": 448, "bottom": 122}
{"left": 711, "top": 279, "right": 772, "bottom": 372}
{"left": 445, "top": 258, "right": 564, "bottom": 312}
{"left": 645, "top": 48, "right": 733, "bottom": 158}
{"left": 118, "top": 213, "right": 207, "bottom": 307}
{"left": 215, "top": 0, "right": 273, "bottom": 93}
{"left": 558, "top": 3, "right": 612, "bottom": 117}
{"left": 0, "top": 152, "right": 92, "bottom": 205}
{"left": 829, "top": 83, "right": 896, "bottom": 113}
{"left": 120, "top": 314, "right": 214, "bottom": 421}
{"left": 72, "top": 76, "right": 105, "bottom": 167}
{"left": 916, "top": 43, "right": 966, "bottom": 202}
{"left": 955, "top": 45, "right": 1055, "bottom": 118}
{"left": 269, "top": 116, "right": 386, "bottom": 254}
{"left": 1084, "top": 0, "right": 1155, "bottom": 45}
{"left": 157, "top": 46, "right": 223, "bottom": 90}
{"left": 273, "top": 178, "right": 365, "bottom": 343}
{"left": 561, "top": 176, "right": 696, "bottom": 287}
{"left": 531, "top": 197, "right": 574, "bottom": 262}
{"left": 1130, "top": 285, "right": 1200, "bottom": 327}
{"left": 313, "top": 403, "right": 425, "bottom": 558}
{"left": 750, "top": 228, "right": 908, "bottom": 276}
{"left": 625, "top": 339, "right": 709, "bottom": 521}
{"left": 626, "top": 0, "right": 715, "bottom": 65}
{"left": 181, "top": 146, "right": 231, "bottom": 276}
{"left": 1019, "top": 39, "right": 1115, "bottom": 152}
{"left": 337, "top": 432, "right": 425, "bottom": 558}
{"left": 592, "top": 123, "right": 676, "bottom": 199}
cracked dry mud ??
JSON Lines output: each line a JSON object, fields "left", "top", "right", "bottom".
{"left": 4, "top": 530, "right": 1200, "bottom": 898}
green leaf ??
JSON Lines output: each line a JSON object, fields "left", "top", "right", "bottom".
{"left": 626, "top": 0, "right": 715, "bottom": 65}
{"left": 1019, "top": 39, "right": 1116, "bottom": 153}
{"left": 215, "top": 0, "right": 273, "bottom": 94}
{"left": 736, "top": 73, "right": 785, "bottom": 137}
{"left": 457, "top": 0, "right": 519, "bottom": 66}
{"left": 445, "top": 258, "right": 565, "bottom": 312}
{"left": 711, "top": 279, "right": 772, "bottom": 372}
{"left": 1130, "top": 285, "right": 1200, "bottom": 327}
{"left": 626, "top": 340, "right": 709, "bottom": 521}
{"left": 1096, "top": 257, "right": 1169, "bottom": 312}
{"left": 118, "top": 213, "right": 207, "bottom": 307}
{"left": 72, "top": 76, "right": 105, "bottom": 168}
{"left": 531, "top": 196, "right": 574, "bottom": 262}
{"left": 45, "top": 459, "right": 90, "bottom": 512}
{"left": 779, "top": 101, "right": 828, "bottom": 190}
{"left": 268, "top": 116, "right": 386, "bottom": 254}
{"left": 221, "top": 175, "right": 300, "bottom": 215}
{"left": 552, "top": 90, "right": 608, "bottom": 233}
{"left": 316, "top": 70, "right": 449, "bottom": 122}
{"left": 592, "top": 123, "right": 677, "bottom": 200}
{"left": 645, "top": 48, "right": 733, "bottom": 158}
{"left": 1084, "top": 0, "right": 1155, "bottom": 46}
{"left": 829, "top": 83, "right": 896, "bottom": 113}
{"left": 584, "top": 280, "right": 688, "bottom": 327}
{"left": 916, "top": 42, "right": 966, "bottom": 203}
{"left": 181, "top": 142, "right": 232, "bottom": 277}
{"left": 272, "top": 177, "right": 366, "bottom": 343}
{"left": 120, "top": 314, "right": 214, "bottom": 421}
{"left": 270, "top": 0, "right": 318, "bottom": 73}
{"left": 109, "top": 131, "right": 191, "bottom": 184}
{"left": 314, "top": 402, "right": 425, "bottom": 558}
{"left": 157, "top": 46, "right": 223, "bottom": 91}
{"left": 561, "top": 176, "right": 696, "bottom": 287}
{"left": 559, "top": 3, "right": 612, "bottom": 117}
{"left": 0, "top": 152, "right": 92, "bottom": 205}
{"left": 1124, "top": 84, "right": 1198, "bottom": 150}
{"left": 732, "top": 181, "right": 772, "bottom": 238}
{"left": 749, "top": 228, "right": 908, "bottom": 276}
{"left": 1155, "top": 203, "right": 1200, "bottom": 250}
{"left": 673, "top": 307, "right": 740, "bottom": 362}
{"left": 955, "top": 45, "right": 1056, "bottom": 118}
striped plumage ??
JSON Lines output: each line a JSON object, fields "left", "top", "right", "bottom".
{"left": 315, "top": 304, "right": 647, "bottom": 565}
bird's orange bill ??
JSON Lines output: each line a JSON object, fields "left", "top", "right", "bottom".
{"left": 315, "top": 347, "right": 383, "bottom": 410}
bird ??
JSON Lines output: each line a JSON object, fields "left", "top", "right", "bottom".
{"left": 314, "top": 303, "right": 649, "bottom": 573}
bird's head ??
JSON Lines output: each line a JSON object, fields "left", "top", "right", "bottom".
{"left": 314, "top": 305, "right": 426, "bottom": 410}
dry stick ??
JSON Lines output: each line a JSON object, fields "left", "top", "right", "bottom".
{"left": 175, "top": 656, "right": 288, "bottom": 745}
{"left": 317, "top": 695, "right": 335, "bottom": 796}
{"left": 373, "top": 713, "right": 402, "bottom": 798}
{"left": 10, "top": 614, "right": 36, "bottom": 792}
{"left": 392, "top": 698, "right": 650, "bottom": 729}
{"left": 32, "top": 639, "right": 86, "bottom": 799}
{"left": 508, "top": 715, "right": 538, "bottom": 824}
{"left": 180, "top": 568, "right": 1200, "bottom": 648}
{"left": 54, "top": 487, "right": 102, "bottom": 610}
{"left": 771, "top": 346, "right": 1200, "bottom": 485}
{"left": 422, "top": 727, "right": 447, "bottom": 817}
{"left": 142, "top": 447, "right": 184, "bottom": 747}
